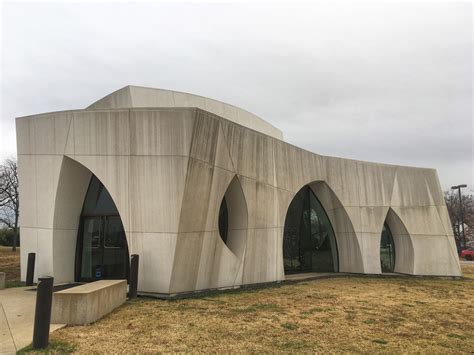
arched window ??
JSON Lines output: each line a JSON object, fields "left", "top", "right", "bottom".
{"left": 283, "top": 185, "right": 338, "bottom": 274}
{"left": 75, "top": 176, "right": 129, "bottom": 282}
{"left": 218, "top": 197, "right": 228, "bottom": 245}
{"left": 217, "top": 176, "right": 247, "bottom": 257}
{"left": 380, "top": 222, "right": 395, "bottom": 273}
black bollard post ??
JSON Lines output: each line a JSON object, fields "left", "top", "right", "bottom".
{"left": 26, "top": 253, "right": 36, "bottom": 286}
{"left": 129, "top": 254, "right": 139, "bottom": 299}
{"left": 32, "top": 276, "right": 54, "bottom": 349}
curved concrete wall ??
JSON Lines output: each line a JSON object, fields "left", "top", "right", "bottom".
{"left": 16, "top": 94, "right": 461, "bottom": 293}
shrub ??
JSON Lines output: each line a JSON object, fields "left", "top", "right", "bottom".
{"left": 0, "top": 228, "right": 20, "bottom": 246}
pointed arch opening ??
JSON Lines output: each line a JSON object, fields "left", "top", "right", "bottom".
{"left": 380, "top": 222, "right": 396, "bottom": 273}
{"left": 217, "top": 175, "right": 248, "bottom": 258}
{"left": 75, "top": 175, "right": 130, "bottom": 282}
{"left": 383, "top": 208, "right": 414, "bottom": 274}
{"left": 283, "top": 185, "right": 339, "bottom": 274}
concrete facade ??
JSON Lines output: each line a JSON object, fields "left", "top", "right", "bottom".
{"left": 16, "top": 86, "right": 461, "bottom": 296}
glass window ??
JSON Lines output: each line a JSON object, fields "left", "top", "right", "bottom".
{"left": 76, "top": 176, "right": 129, "bottom": 282}
{"left": 102, "top": 216, "right": 127, "bottom": 278}
{"left": 283, "top": 186, "right": 338, "bottom": 274}
{"left": 81, "top": 176, "right": 118, "bottom": 215}
{"left": 218, "top": 197, "right": 228, "bottom": 244}
{"left": 380, "top": 223, "right": 396, "bottom": 273}
{"left": 80, "top": 217, "right": 102, "bottom": 279}
{"left": 104, "top": 216, "right": 126, "bottom": 248}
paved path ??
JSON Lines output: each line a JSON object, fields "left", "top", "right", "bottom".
{"left": 0, "top": 287, "right": 65, "bottom": 354}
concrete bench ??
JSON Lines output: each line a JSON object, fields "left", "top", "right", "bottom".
{"left": 51, "top": 280, "right": 127, "bottom": 325}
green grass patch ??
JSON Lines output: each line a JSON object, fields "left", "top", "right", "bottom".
{"left": 447, "top": 333, "right": 466, "bottom": 340}
{"left": 345, "top": 313, "right": 356, "bottom": 321}
{"left": 6, "top": 280, "right": 26, "bottom": 288}
{"left": 281, "top": 322, "right": 298, "bottom": 330}
{"left": 17, "top": 340, "right": 76, "bottom": 354}
{"left": 251, "top": 303, "right": 281, "bottom": 311}
{"left": 300, "top": 307, "right": 326, "bottom": 318}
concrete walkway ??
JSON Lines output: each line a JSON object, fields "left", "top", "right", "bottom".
{"left": 0, "top": 287, "right": 65, "bottom": 354}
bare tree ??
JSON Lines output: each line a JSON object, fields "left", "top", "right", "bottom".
{"left": 464, "top": 194, "right": 474, "bottom": 246}
{"left": 445, "top": 190, "right": 474, "bottom": 250}
{"left": 0, "top": 158, "right": 19, "bottom": 251}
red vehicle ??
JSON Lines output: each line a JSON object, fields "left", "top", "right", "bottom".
{"left": 460, "top": 248, "right": 474, "bottom": 261}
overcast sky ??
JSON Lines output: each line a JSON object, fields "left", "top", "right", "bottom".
{"left": 1, "top": 2, "right": 472, "bottom": 192}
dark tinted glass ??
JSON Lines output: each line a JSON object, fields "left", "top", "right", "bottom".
{"left": 380, "top": 223, "right": 395, "bottom": 273}
{"left": 80, "top": 217, "right": 103, "bottom": 279}
{"left": 77, "top": 176, "right": 129, "bottom": 282}
{"left": 218, "top": 197, "right": 228, "bottom": 244}
{"left": 82, "top": 176, "right": 118, "bottom": 215}
{"left": 104, "top": 216, "right": 126, "bottom": 248}
{"left": 102, "top": 216, "right": 127, "bottom": 278}
{"left": 283, "top": 186, "right": 338, "bottom": 274}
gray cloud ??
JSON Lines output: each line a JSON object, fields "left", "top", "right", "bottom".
{"left": 1, "top": 2, "right": 472, "bottom": 191}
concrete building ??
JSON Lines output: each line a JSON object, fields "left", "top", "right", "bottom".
{"left": 16, "top": 86, "right": 461, "bottom": 296}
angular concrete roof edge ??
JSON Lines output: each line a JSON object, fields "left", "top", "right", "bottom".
{"left": 14, "top": 106, "right": 438, "bottom": 172}
{"left": 86, "top": 85, "right": 283, "bottom": 140}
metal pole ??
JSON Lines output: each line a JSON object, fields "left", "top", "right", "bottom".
{"left": 32, "top": 276, "right": 54, "bottom": 349}
{"left": 26, "top": 253, "right": 36, "bottom": 286}
{"left": 456, "top": 222, "right": 461, "bottom": 251}
{"left": 129, "top": 254, "right": 139, "bottom": 299}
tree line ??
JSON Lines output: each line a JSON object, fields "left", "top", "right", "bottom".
{"left": 0, "top": 158, "right": 19, "bottom": 250}
{"left": 444, "top": 190, "right": 474, "bottom": 251}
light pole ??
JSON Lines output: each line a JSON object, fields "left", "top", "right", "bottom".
{"left": 451, "top": 184, "right": 467, "bottom": 249}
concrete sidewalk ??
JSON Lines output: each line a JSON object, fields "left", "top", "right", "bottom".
{"left": 0, "top": 287, "right": 65, "bottom": 354}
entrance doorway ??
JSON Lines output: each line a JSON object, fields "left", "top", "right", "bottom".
{"left": 283, "top": 185, "right": 338, "bottom": 274}
{"left": 75, "top": 176, "right": 129, "bottom": 282}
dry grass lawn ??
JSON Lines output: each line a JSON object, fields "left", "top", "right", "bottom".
{"left": 0, "top": 246, "right": 22, "bottom": 287}
{"left": 48, "top": 264, "right": 474, "bottom": 353}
